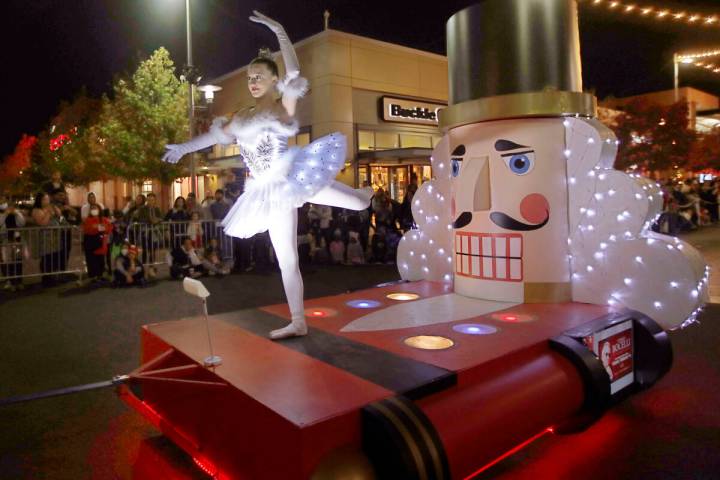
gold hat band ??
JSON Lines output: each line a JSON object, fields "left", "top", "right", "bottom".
{"left": 439, "top": 91, "right": 597, "bottom": 131}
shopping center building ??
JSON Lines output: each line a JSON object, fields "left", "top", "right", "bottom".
{"left": 207, "top": 27, "right": 449, "bottom": 201}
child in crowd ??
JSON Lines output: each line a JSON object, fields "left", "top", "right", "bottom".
{"left": 371, "top": 226, "right": 388, "bottom": 263}
{"left": 113, "top": 243, "right": 145, "bottom": 287}
{"left": 203, "top": 237, "right": 231, "bottom": 275}
{"left": 310, "top": 233, "right": 330, "bottom": 265}
{"left": 1, "top": 201, "right": 27, "bottom": 291}
{"left": 329, "top": 228, "right": 345, "bottom": 264}
{"left": 82, "top": 204, "right": 113, "bottom": 282}
{"left": 186, "top": 211, "right": 204, "bottom": 248}
{"left": 168, "top": 237, "right": 225, "bottom": 279}
{"left": 346, "top": 231, "right": 365, "bottom": 265}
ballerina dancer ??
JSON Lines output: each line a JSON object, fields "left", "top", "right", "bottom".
{"left": 162, "top": 11, "right": 373, "bottom": 340}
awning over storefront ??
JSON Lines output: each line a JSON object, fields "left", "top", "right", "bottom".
{"left": 357, "top": 147, "right": 433, "bottom": 166}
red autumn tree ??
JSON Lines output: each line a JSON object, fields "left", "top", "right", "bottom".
{"left": 612, "top": 99, "right": 695, "bottom": 173}
{"left": 688, "top": 129, "right": 720, "bottom": 173}
{"left": 0, "top": 134, "right": 37, "bottom": 194}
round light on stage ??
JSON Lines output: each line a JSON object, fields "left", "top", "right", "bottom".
{"left": 387, "top": 293, "right": 420, "bottom": 301}
{"left": 304, "top": 307, "right": 337, "bottom": 318}
{"left": 452, "top": 323, "right": 497, "bottom": 335}
{"left": 491, "top": 312, "right": 535, "bottom": 323}
{"left": 403, "top": 335, "right": 454, "bottom": 350}
{"left": 346, "top": 299, "right": 382, "bottom": 309}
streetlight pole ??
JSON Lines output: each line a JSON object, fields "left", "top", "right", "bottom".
{"left": 186, "top": 0, "right": 197, "bottom": 196}
{"left": 673, "top": 52, "right": 679, "bottom": 102}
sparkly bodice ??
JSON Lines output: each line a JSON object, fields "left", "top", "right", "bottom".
{"left": 226, "top": 111, "right": 300, "bottom": 178}
{"left": 238, "top": 131, "right": 289, "bottom": 176}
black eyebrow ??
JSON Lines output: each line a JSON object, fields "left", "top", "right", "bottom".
{"left": 500, "top": 149, "right": 534, "bottom": 157}
{"left": 451, "top": 145, "right": 466, "bottom": 156}
{"left": 494, "top": 139, "right": 529, "bottom": 152}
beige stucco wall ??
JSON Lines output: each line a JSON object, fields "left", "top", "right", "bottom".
{"left": 210, "top": 29, "right": 449, "bottom": 152}
{"left": 208, "top": 29, "right": 449, "bottom": 188}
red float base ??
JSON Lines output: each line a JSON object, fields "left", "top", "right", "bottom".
{"left": 118, "top": 281, "right": 669, "bottom": 479}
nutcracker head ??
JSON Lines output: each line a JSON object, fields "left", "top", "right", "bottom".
{"left": 449, "top": 118, "right": 571, "bottom": 302}
{"left": 440, "top": 0, "right": 593, "bottom": 302}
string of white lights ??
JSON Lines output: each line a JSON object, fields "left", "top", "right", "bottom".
{"left": 676, "top": 49, "right": 720, "bottom": 75}
{"left": 580, "top": 0, "right": 719, "bottom": 29}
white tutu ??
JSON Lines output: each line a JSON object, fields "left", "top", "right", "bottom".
{"left": 222, "top": 132, "right": 346, "bottom": 238}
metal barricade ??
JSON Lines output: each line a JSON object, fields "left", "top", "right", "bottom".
{"left": 126, "top": 220, "right": 235, "bottom": 268}
{"left": 0, "top": 224, "right": 84, "bottom": 285}
{"left": 0, "top": 220, "right": 235, "bottom": 286}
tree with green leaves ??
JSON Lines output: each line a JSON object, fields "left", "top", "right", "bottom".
{"left": 94, "top": 47, "right": 189, "bottom": 183}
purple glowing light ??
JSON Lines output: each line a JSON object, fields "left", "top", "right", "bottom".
{"left": 346, "top": 299, "right": 382, "bottom": 309}
{"left": 452, "top": 323, "right": 498, "bottom": 335}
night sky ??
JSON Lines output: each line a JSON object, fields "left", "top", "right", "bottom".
{"left": 2, "top": 0, "right": 719, "bottom": 157}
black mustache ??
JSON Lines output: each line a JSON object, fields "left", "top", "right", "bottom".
{"left": 453, "top": 210, "right": 550, "bottom": 231}
{"left": 453, "top": 211, "right": 472, "bottom": 229}
{"left": 490, "top": 211, "right": 549, "bottom": 231}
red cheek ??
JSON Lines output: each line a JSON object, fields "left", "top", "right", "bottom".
{"left": 520, "top": 193, "right": 550, "bottom": 223}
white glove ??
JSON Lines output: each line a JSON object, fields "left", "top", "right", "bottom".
{"left": 162, "top": 132, "right": 217, "bottom": 164}
{"left": 249, "top": 10, "right": 299, "bottom": 79}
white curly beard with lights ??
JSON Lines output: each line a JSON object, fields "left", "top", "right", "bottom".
{"left": 397, "top": 136, "right": 454, "bottom": 284}
{"left": 565, "top": 117, "right": 708, "bottom": 330}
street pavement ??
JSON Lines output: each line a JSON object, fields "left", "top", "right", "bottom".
{"left": 0, "top": 226, "right": 718, "bottom": 479}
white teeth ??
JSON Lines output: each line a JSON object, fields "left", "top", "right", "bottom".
{"left": 471, "top": 256, "right": 480, "bottom": 276}
{"left": 454, "top": 233, "right": 523, "bottom": 281}
{"left": 483, "top": 257, "right": 493, "bottom": 277}
{"left": 471, "top": 236, "right": 480, "bottom": 256}
{"left": 495, "top": 259, "right": 507, "bottom": 279}
{"left": 495, "top": 237, "right": 506, "bottom": 257}
{"left": 510, "top": 259, "right": 522, "bottom": 280}
{"left": 510, "top": 237, "right": 522, "bottom": 257}
{"left": 482, "top": 237, "right": 492, "bottom": 256}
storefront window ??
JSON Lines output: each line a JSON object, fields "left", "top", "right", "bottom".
{"left": 400, "top": 133, "right": 432, "bottom": 148}
{"left": 141, "top": 180, "right": 154, "bottom": 195}
{"left": 375, "top": 132, "right": 400, "bottom": 150}
{"left": 358, "top": 130, "right": 375, "bottom": 151}
{"left": 287, "top": 131, "right": 311, "bottom": 147}
{"left": 224, "top": 144, "right": 240, "bottom": 156}
{"left": 296, "top": 132, "right": 310, "bottom": 146}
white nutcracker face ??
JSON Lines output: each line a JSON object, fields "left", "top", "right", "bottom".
{"left": 448, "top": 118, "right": 570, "bottom": 301}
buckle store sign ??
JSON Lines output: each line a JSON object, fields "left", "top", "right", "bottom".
{"left": 381, "top": 96, "right": 446, "bottom": 126}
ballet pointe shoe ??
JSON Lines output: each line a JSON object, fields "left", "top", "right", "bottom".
{"left": 270, "top": 317, "right": 308, "bottom": 340}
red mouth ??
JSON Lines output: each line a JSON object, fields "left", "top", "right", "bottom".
{"left": 454, "top": 232, "right": 523, "bottom": 282}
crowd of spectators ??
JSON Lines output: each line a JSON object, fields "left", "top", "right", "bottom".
{"left": 655, "top": 178, "right": 720, "bottom": 234}
{"left": 6, "top": 170, "right": 717, "bottom": 293}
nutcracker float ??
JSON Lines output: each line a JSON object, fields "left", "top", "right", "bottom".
{"left": 103, "top": 1, "right": 708, "bottom": 479}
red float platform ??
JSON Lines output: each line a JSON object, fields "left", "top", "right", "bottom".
{"left": 119, "top": 281, "right": 670, "bottom": 480}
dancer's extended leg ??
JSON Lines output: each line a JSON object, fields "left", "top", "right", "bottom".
{"left": 268, "top": 209, "right": 307, "bottom": 340}
{"left": 307, "top": 181, "right": 373, "bottom": 210}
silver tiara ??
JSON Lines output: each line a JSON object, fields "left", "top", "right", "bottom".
{"left": 257, "top": 47, "right": 273, "bottom": 60}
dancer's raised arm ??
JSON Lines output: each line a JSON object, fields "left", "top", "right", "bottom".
{"left": 162, "top": 118, "right": 235, "bottom": 164}
{"left": 249, "top": 11, "right": 308, "bottom": 115}
{"left": 250, "top": 10, "right": 298, "bottom": 78}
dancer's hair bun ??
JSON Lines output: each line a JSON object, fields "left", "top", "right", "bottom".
{"left": 257, "top": 47, "right": 273, "bottom": 60}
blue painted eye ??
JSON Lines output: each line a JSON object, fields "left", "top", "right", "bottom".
{"left": 451, "top": 158, "right": 462, "bottom": 177}
{"left": 506, "top": 153, "right": 533, "bottom": 175}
